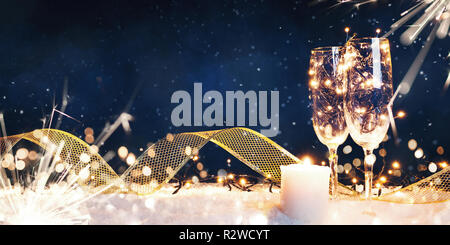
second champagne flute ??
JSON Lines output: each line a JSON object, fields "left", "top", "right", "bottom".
{"left": 343, "top": 37, "right": 393, "bottom": 200}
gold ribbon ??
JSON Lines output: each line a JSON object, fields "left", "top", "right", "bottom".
{"left": 0, "top": 128, "right": 448, "bottom": 204}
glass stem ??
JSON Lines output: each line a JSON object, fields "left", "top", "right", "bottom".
{"left": 363, "top": 149, "right": 374, "bottom": 200}
{"left": 328, "top": 147, "right": 338, "bottom": 200}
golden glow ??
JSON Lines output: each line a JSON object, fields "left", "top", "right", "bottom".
{"left": 302, "top": 156, "right": 313, "bottom": 165}
{"left": 185, "top": 181, "right": 192, "bottom": 188}
{"left": 239, "top": 178, "right": 247, "bottom": 186}
{"left": 392, "top": 161, "right": 400, "bottom": 169}
{"left": 309, "top": 80, "right": 319, "bottom": 89}
{"left": 344, "top": 27, "right": 350, "bottom": 33}
{"left": 365, "top": 78, "right": 374, "bottom": 86}
{"left": 355, "top": 107, "right": 366, "bottom": 114}
{"left": 396, "top": 110, "right": 406, "bottom": 118}
{"left": 380, "top": 43, "right": 389, "bottom": 52}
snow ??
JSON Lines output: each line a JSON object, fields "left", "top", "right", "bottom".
{"left": 85, "top": 183, "right": 450, "bottom": 225}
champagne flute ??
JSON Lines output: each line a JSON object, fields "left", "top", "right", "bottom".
{"left": 343, "top": 37, "right": 393, "bottom": 200}
{"left": 308, "top": 46, "right": 349, "bottom": 199}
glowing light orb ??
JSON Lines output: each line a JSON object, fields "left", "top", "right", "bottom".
{"left": 142, "top": 166, "right": 152, "bottom": 176}
{"left": 414, "top": 148, "right": 424, "bottom": 159}
{"left": 147, "top": 148, "right": 156, "bottom": 158}
{"left": 16, "top": 148, "right": 29, "bottom": 160}
{"left": 343, "top": 145, "right": 352, "bottom": 154}
{"left": 16, "top": 160, "right": 26, "bottom": 170}
{"left": 408, "top": 139, "right": 418, "bottom": 151}
{"left": 126, "top": 153, "right": 136, "bottom": 166}
{"left": 199, "top": 170, "right": 207, "bottom": 178}
{"left": 55, "top": 163, "right": 65, "bottom": 173}
{"left": 185, "top": 146, "right": 192, "bottom": 156}
{"left": 353, "top": 158, "right": 361, "bottom": 167}
{"left": 118, "top": 146, "right": 128, "bottom": 159}
{"left": 365, "top": 154, "right": 376, "bottom": 166}
{"left": 80, "top": 153, "right": 91, "bottom": 163}
{"left": 392, "top": 161, "right": 400, "bottom": 169}
{"left": 428, "top": 163, "right": 438, "bottom": 173}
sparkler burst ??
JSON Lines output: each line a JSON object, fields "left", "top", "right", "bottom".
{"left": 0, "top": 110, "right": 117, "bottom": 225}
{"left": 1, "top": 183, "right": 90, "bottom": 225}
{"left": 0, "top": 143, "right": 92, "bottom": 225}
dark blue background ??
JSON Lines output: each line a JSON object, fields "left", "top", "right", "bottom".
{"left": 0, "top": 0, "right": 448, "bottom": 183}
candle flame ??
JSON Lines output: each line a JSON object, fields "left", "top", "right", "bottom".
{"left": 301, "top": 156, "right": 313, "bottom": 165}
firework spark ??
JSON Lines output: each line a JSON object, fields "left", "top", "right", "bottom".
{"left": 384, "top": 0, "right": 450, "bottom": 44}
{"left": 382, "top": 0, "right": 450, "bottom": 95}
{"left": 443, "top": 70, "right": 450, "bottom": 93}
{"left": 94, "top": 112, "right": 134, "bottom": 148}
{"left": 55, "top": 78, "right": 69, "bottom": 129}
{"left": 0, "top": 112, "right": 114, "bottom": 224}
{"left": 398, "top": 23, "right": 440, "bottom": 95}
{"left": 0, "top": 140, "right": 88, "bottom": 224}
{"left": 310, "top": 0, "right": 377, "bottom": 8}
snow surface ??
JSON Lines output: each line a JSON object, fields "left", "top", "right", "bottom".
{"left": 85, "top": 183, "right": 450, "bottom": 225}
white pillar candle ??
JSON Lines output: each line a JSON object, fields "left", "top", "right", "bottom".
{"left": 280, "top": 164, "right": 330, "bottom": 224}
